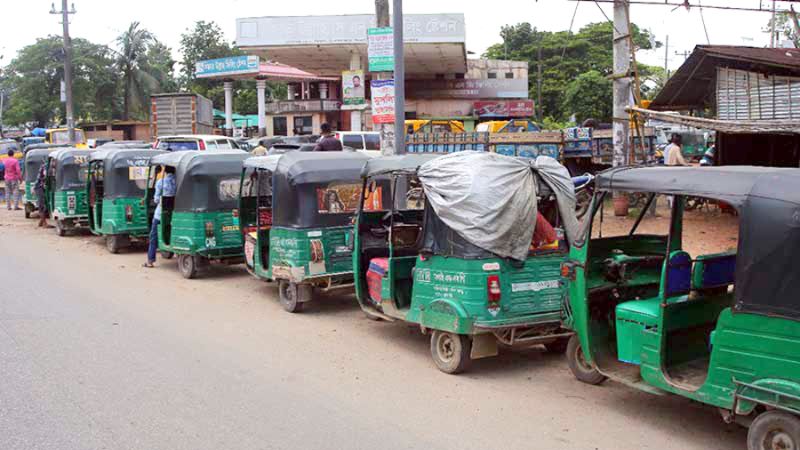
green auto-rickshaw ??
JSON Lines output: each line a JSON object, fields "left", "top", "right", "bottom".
{"left": 237, "top": 154, "right": 279, "bottom": 277}
{"left": 21, "top": 144, "right": 68, "bottom": 218}
{"left": 562, "top": 165, "right": 800, "bottom": 450}
{"left": 87, "top": 146, "right": 164, "bottom": 253}
{"left": 249, "top": 151, "right": 372, "bottom": 313}
{"left": 354, "top": 151, "right": 581, "bottom": 373}
{"left": 44, "top": 148, "right": 93, "bottom": 236}
{"left": 146, "top": 150, "right": 249, "bottom": 279}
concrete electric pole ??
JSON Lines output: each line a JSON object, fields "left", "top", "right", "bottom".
{"left": 392, "top": 0, "right": 406, "bottom": 155}
{"left": 51, "top": 1, "right": 77, "bottom": 143}
{"left": 612, "top": 0, "right": 631, "bottom": 169}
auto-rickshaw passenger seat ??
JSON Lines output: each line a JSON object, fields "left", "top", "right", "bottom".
{"left": 691, "top": 251, "right": 736, "bottom": 292}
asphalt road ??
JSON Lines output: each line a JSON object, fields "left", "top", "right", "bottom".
{"left": 0, "top": 210, "right": 746, "bottom": 450}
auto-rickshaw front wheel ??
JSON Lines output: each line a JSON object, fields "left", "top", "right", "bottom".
{"left": 278, "top": 280, "right": 307, "bottom": 313}
{"left": 106, "top": 235, "right": 128, "bottom": 254}
{"left": 566, "top": 335, "right": 607, "bottom": 385}
{"left": 748, "top": 410, "right": 800, "bottom": 450}
{"left": 55, "top": 219, "right": 67, "bottom": 237}
{"left": 430, "top": 330, "right": 471, "bottom": 374}
{"left": 24, "top": 203, "right": 32, "bottom": 219}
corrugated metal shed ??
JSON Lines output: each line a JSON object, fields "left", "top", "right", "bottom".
{"left": 650, "top": 46, "right": 800, "bottom": 112}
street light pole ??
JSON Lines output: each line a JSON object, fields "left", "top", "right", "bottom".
{"left": 51, "top": 1, "right": 77, "bottom": 143}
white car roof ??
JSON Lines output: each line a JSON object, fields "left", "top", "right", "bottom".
{"left": 157, "top": 135, "right": 233, "bottom": 140}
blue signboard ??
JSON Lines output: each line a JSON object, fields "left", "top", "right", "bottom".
{"left": 196, "top": 56, "right": 260, "bottom": 78}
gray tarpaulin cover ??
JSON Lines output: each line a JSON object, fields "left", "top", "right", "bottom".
{"left": 417, "top": 151, "right": 578, "bottom": 261}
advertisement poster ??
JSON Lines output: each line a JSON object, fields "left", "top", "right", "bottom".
{"left": 342, "top": 70, "right": 365, "bottom": 105}
{"left": 473, "top": 100, "right": 535, "bottom": 118}
{"left": 371, "top": 79, "right": 395, "bottom": 124}
{"left": 367, "top": 27, "right": 394, "bottom": 72}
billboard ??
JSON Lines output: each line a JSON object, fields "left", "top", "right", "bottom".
{"left": 406, "top": 78, "right": 528, "bottom": 99}
{"left": 473, "top": 100, "right": 535, "bottom": 118}
{"left": 371, "top": 79, "right": 395, "bottom": 124}
{"left": 196, "top": 56, "right": 260, "bottom": 78}
{"left": 342, "top": 70, "right": 365, "bottom": 106}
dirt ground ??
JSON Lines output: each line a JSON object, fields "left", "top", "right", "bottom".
{"left": 594, "top": 198, "right": 739, "bottom": 256}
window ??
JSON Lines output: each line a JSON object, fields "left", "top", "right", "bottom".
{"left": 205, "top": 140, "right": 218, "bottom": 150}
{"left": 455, "top": 73, "right": 465, "bottom": 79}
{"left": 364, "top": 134, "right": 381, "bottom": 150}
{"left": 317, "top": 183, "right": 366, "bottom": 214}
{"left": 487, "top": 72, "right": 497, "bottom": 79}
{"left": 505, "top": 72, "right": 514, "bottom": 79}
{"left": 293, "top": 116, "right": 313, "bottom": 135}
{"left": 435, "top": 74, "right": 445, "bottom": 80}
{"left": 214, "top": 139, "right": 234, "bottom": 150}
{"left": 218, "top": 178, "right": 241, "bottom": 202}
{"left": 158, "top": 140, "right": 199, "bottom": 151}
{"left": 273, "top": 117, "right": 288, "bottom": 136}
{"left": 342, "top": 134, "right": 364, "bottom": 150}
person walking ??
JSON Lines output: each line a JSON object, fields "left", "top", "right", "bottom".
{"left": 34, "top": 162, "right": 51, "bottom": 227}
{"left": 251, "top": 141, "right": 267, "bottom": 156}
{"left": 313, "top": 123, "right": 343, "bottom": 151}
{"left": 665, "top": 134, "right": 689, "bottom": 166}
{"left": 143, "top": 166, "right": 176, "bottom": 268}
{"left": 3, "top": 149, "right": 22, "bottom": 210}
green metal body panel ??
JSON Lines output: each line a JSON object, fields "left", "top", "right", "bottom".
{"left": 267, "top": 226, "right": 354, "bottom": 283}
{"left": 565, "top": 194, "right": 800, "bottom": 416}
{"left": 23, "top": 182, "right": 37, "bottom": 209}
{"left": 158, "top": 210, "right": 243, "bottom": 258}
{"left": 89, "top": 197, "right": 149, "bottom": 237}
{"left": 52, "top": 190, "right": 88, "bottom": 221}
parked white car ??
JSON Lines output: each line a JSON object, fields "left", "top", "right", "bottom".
{"left": 334, "top": 131, "right": 380, "bottom": 152}
{"left": 154, "top": 135, "right": 242, "bottom": 151}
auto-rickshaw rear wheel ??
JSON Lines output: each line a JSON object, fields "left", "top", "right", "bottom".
{"left": 278, "top": 280, "right": 306, "bottom": 313}
{"left": 24, "top": 203, "right": 32, "bottom": 219}
{"left": 106, "top": 235, "right": 128, "bottom": 254}
{"left": 178, "top": 254, "right": 200, "bottom": 279}
{"left": 545, "top": 337, "right": 571, "bottom": 354}
{"left": 430, "top": 330, "right": 471, "bottom": 374}
{"left": 748, "top": 410, "right": 800, "bottom": 450}
{"left": 566, "top": 335, "right": 607, "bottom": 385}
{"left": 55, "top": 219, "right": 67, "bottom": 237}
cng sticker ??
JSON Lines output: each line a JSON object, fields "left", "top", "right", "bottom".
{"left": 511, "top": 279, "right": 560, "bottom": 293}
{"left": 307, "top": 230, "right": 322, "bottom": 237}
{"left": 482, "top": 262, "right": 500, "bottom": 271}
{"left": 415, "top": 268, "right": 431, "bottom": 283}
{"left": 67, "top": 195, "right": 76, "bottom": 213}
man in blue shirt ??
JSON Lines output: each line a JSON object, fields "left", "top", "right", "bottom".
{"left": 143, "top": 166, "right": 176, "bottom": 267}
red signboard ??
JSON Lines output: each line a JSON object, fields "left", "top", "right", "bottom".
{"left": 473, "top": 100, "right": 534, "bottom": 118}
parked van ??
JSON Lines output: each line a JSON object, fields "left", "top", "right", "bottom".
{"left": 334, "top": 131, "right": 380, "bottom": 151}
{"left": 154, "top": 135, "right": 242, "bottom": 151}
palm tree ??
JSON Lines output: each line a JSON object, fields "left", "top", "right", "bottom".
{"left": 116, "top": 22, "right": 158, "bottom": 120}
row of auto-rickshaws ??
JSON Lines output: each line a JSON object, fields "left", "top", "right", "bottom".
{"left": 19, "top": 141, "right": 800, "bottom": 450}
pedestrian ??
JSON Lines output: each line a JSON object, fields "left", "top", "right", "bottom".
{"left": 313, "top": 123, "right": 343, "bottom": 151}
{"left": 251, "top": 141, "right": 267, "bottom": 156}
{"left": 34, "top": 162, "right": 51, "bottom": 227}
{"left": 3, "top": 149, "right": 22, "bottom": 210}
{"left": 143, "top": 166, "right": 176, "bottom": 268}
{"left": 665, "top": 134, "right": 688, "bottom": 166}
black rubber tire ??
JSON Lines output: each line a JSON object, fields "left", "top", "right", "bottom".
{"left": 747, "top": 410, "right": 800, "bottom": 450}
{"left": 55, "top": 220, "right": 66, "bottom": 237}
{"left": 106, "top": 235, "right": 125, "bottom": 254}
{"left": 430, "top": 330, "right": 472, "bottom": 374}
{"left": 363, "top": 311, "right": 383, "bottom": 321}
{"left": 160, "top": 251, "right": 174, "bottom": 260}
{"left": 278, "top": 280, "right": 304, "bottom": 313}
{"left": 566, "top": 335, "right": 607, "bottom": 385}
{"left": 24, "top": 204, "right": 31, "bottom": 219}
{"left": 178, "top": 254, "right": 199, "bottom": 279}
{"left": 545, "top": 337, "right": 571, "bottom": 354}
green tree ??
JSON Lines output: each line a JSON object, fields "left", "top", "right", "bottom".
{"left": 562, "top": 70, "right": 612, "bottom": 123}
{"left": 766, "top": 12, "right": 800, "bottom": 47}
{"left": 2, "top": 36, "right": 116, "bottom": 127}
{"left": 484, "top": 21, "right": 662, "bottom": 122}
{"left": 116, "top": 22, "right": 156, "bottom": 120}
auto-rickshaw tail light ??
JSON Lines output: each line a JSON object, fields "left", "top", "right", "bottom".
{"left": 232, "top": 209, "right": 239, "bottom": 218}
{"left": 487, "top": 275, "right": 501, "bottom": 302}
{"left": 125, "top": 205, "right": 133, "bottom": 223}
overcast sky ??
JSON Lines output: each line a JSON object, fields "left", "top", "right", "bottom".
{"left": 0, "top": 0, "right": 782, "bottom": 73}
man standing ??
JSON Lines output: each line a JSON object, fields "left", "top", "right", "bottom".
{"left": 3, "top": 149, "right": 22, "bottom": 210}
{"left": 665, "top": 134, "right": 689, "bottom": 166}
{"left": 34, "top": 162, "right": 51, "bottom": 227}
{"left": 313, "top": 123, "right": 343, "bottom": 151}
{"left": 143, "top": 166, "right": 176, "bottom": 268}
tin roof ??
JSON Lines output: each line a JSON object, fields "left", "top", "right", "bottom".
{"left": 650, "top": 46, "right": 800, "bottom": 111}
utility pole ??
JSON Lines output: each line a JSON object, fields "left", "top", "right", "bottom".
{"left": 612, "top": 0, "right": 631, "bottom": 215}
{"left": 771, "top": 0, "right": 777, "bottom": 48}
{"left": 51, "top": 1, "right": 77, "bottom": 143}
{"left": 0, "top": 90, "right": 5, "bottom": 138}
{"left": 664, "top": 35, "right": 669, "bottom": 78}
{"left": 392, "top": 0, "right": 406, "bottom": 155}
{"left": 374, "top": 0, "right": 394, "bottom": 154}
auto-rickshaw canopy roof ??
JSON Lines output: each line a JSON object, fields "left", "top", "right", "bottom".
{"left": 416, "top": 151, "right": 579, "bottom": 262}
{"left": 596, "top": 165, "right": 800, "bottom": 321}
{"left": 152, "top": 150, "right": 250, "bottom": 212}
{"left": 48, "top": 148, "right": 93, "bottom": 190}
{"left": 243, "top": 154, "right": 281, "bottom": 172}
{"left": 23, "top": 148, "right": 58, "bottom": 182}
{"left": 361, "top": 153, "right": 443, "bottom": 178}
{"left": 90, "top": 149, "right": 165, "bottom": 198}
{"left": 96, "top": 142, "right": 151, "bottom": 150}
{"left": 23, "top": 143, "right": 69, "bottom": 157}
{"left": 272, "top": 151, "right": 372, "bottom": 229}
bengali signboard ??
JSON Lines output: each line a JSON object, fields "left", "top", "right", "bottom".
{"left": 342, "top": 70, "right": 365, "bottom": 106}
{"left": 368, "top": 27, "right": 394, "bottom": 72}
{"left": 406, "top": 78, "right": 528, "bottom": 99}
{"left": 371, "top": 79, "right": 395, "bottom": 124}
{"left": 196, "top": 56, "right": 260, "bottom": 78}
{"left": 473, "top": 100, "right": 535, "bottom": 118}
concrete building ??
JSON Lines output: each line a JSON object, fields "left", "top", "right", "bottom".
{"left": 232, "top": 14, "right": 531, "bottom": 135}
